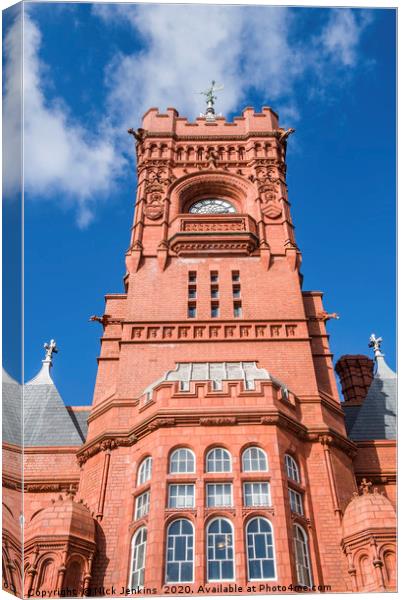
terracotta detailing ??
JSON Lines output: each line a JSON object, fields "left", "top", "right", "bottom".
{"left": 341, "top": 480, "right": 396, "bottom": 592}
{"left": 320, "top": 436, "right": 342, "bottom": 520}
{"left": 96, "top": 441, "right": 115, "bottom": 521}
{"left": 9, "top": 105, "right": 395, "bottom": 597}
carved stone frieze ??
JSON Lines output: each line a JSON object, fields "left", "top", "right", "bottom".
{"left": 130, "top": 321, "right": 300, "bottom": 343}
{"left": 148, "top": 418, "right": 176, "bottom": 431}
{"left": 199, "top": 416, "right": 237, "bottom": 426}
{"left": 171, "top": 239, "right": 257, "bottom": 255}
{"left": 77, "top": 434, "right": 138, "bottom": 466}
{"left": 182, "top": 219, "right": 247, "bottom": 232}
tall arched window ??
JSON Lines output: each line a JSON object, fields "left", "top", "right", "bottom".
{"left": 129, "top": 527, "right": 147, "bottom": 588}
{"left": 293, "top": 525, "right": 312, "bottom": 587}
{"left": 285, "top": 454, "right": 300, "bottom": 483}
{"left": 246, "top": 518, "right": 276, "bottom": 580}
{"left": 166, "top": 519, "right": 194, "bottom": 583}
{"left": 137, "top": 457, "right": 152, "bottom": 486}
{"left": 242, "top": 447, "right": 268, "bottom": 472}
{"left": 206, "top": 448, "right": 232, "bottom": 472}
{"left": 169, "top": 448, "right": 195, "bottom": 474}
{"left": 206, "top": 518, "right": 235, "bottom": 581}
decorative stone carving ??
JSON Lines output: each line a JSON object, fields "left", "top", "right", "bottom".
{"left": 144, "top": 191, "right": 164, "bottom": 220}
{"left": 260, "top": 415, "right": 280, "bottom": 425}
{"left": 170, "top": 239, "right": 257, "bottom": 256}
{"left": 148, "top": 418, "right": 175, "bottom": 431}
{"left": 199, "top": 416, "right": 237, "bottom": 426}
{"left": 25, "top": 483, "right": 78, "bottom": 494}
{"left": 130, "top": 321, "right": 298, "bottom": 343}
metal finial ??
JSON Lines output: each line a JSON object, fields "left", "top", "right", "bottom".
{"left": 43, "top": 339, "right": 58, "bottom": 363}
{"left": 368, "top": 333, "right": 383, "bottom": 357}
{"left": 198, "top": 80, "right": 224, "bottom": 121}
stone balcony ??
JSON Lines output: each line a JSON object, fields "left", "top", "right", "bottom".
{"left": 168, "top": 214, "right": 259, "bottom": 256}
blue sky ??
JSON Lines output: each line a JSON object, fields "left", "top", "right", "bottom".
{"left": 2, "top": 3, "right": 396, "bottom": 406}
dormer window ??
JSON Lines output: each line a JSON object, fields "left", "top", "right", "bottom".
{"left": 189, "top": 199, "right": 236, "bottom": 214}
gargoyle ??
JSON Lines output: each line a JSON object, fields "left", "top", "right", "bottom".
{"left": 128, "top": 127, "right": 145, "bottom": 142}
{"left": 277, "top": 128, "right": 296, "bottom": 143}
{"left": 317, "top": 311, "right": 340, "bottom": 322}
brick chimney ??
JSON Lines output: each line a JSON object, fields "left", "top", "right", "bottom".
{"left": 335, "top": 355, "right": 374, "bottom": 405}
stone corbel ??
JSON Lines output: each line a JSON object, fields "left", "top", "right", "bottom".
{"left": 259, "top": 240, "right": 271, "bottom": 270}
{"left": 285, "top": 240, "right": 301, "bottom": 271}
{"left": 157, "top": 240, "right": 169, "bottom": 271}
{"left": 126, "top": 241, "right": 143, "bottom": 273}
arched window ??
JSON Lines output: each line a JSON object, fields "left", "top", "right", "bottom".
{"left": 169, "top": 448, "right": 195, "bottom": 474}
{"left": 206, "top": 518, "right": 235, "bottom": 581}
{"left": 166, "top": 520, "right": 194, "bottom": 583}
{"left": 129, "top": 527, "right": 147, "bottom": 588}
{"left": 246, "top": 518, "right": 276, "bottom": 580}
{"left": 285, "top": 455, "right": 300, "bottom": 483}
{"left": 137, "top": 457, "right": 152, "bottom": 486}
{"left": 206, "top": 448, "right": 232, "bottom": 472}
{"left": 242, "top": 447, "right": 268, "bottom": 472}
{"left": 293, "top": 525, "right": 312, "bottom": 587}
{"left": 189, "top": 199, "right": 236, "bottom": 215}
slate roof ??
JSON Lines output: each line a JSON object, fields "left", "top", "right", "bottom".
{"left": 343, "top": 404, "right": 361, "bottom": 435}
{"left": 66, "top": 407, "right": 91, "bottom": 442}
{"left": 23, "top": 354, "right": 91, "bottom": 446}
{"left": 348, "top": 354, "right": 397, "bottom": 441}
{"left": 2, "top": 369, "right": 22, "bottom": 446}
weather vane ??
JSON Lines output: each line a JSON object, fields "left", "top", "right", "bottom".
{"left": 198, "top": 80, "right": 224, "bottom": 121}
{"left": 369, "top": 333, "right": 383, "bottom": 357}
{"left": 43, "top": 339, "right": 58, "bottom": 363}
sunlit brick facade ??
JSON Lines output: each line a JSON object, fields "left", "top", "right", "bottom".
{"left": 3, "top": 104, "right": 396, "bottom": 597}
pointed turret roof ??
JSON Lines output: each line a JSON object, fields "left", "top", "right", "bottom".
{"left": 24, "top": 340, "right": 86, "bottom": 446}
{"left": 349, "top": 334, "right": 396, "bottom": 441}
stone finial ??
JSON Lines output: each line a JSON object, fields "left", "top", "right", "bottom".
{"left": 43, "top": 339, "right": 58, "bottom": 363}
{"left": 359, "top": 478, "right": 373, "bottom": 494}
{"left": 368, "top": 333, "right": 396, "bottom": 380}
{"left": 369, "top": 333, "right": 383, "bottom": 357}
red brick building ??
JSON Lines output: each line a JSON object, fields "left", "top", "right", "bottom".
{"left": 2, "top": 102, "right": 396, "bottom": 597}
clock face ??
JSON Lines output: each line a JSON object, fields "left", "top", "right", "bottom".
{"left": 189, "top": 199, "right": 236, "bottom": 214}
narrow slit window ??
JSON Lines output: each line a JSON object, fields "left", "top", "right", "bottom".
{"left": 211, "top": 286, "right": 219, "bottom": 299}
{"left": 211, "top": 303, "right": 219, "bottom": 318}
{"left": 234, "top": 302, "right": 242, "bottom": 318}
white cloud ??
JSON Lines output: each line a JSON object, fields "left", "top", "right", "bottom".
{"left": 95, "top": 5, "right": 372, "bottom": 132}
{"left": 2, "top": 6, "right": 22, "bottom": 199}
{"left": 3, "top": 6, "right": 373, "bottom": 226}
{"left": 320, "top": 9, "right": 372, "bottom": 67}
{"left": 3, "top": 11, "right": 126, "bottom": 227}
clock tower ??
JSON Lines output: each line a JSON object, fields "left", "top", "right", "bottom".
{"left": 3, "top": 77, "right": 395, "bottom": 596}
{"left": 37, "top": 98, "right": 393, "bottom": 595}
